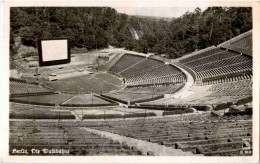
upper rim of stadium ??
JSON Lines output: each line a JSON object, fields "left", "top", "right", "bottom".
{"left": 176, "top": 30, "right": 252, "bottom": 62}
{"left": 218, "top": 30, "right": 252, "bottom": 56}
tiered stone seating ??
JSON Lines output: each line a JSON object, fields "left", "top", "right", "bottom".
{"left": 102, "top": 54, "right": 186, "bottom": 104}
{"left": 180, "top": 48, "right": 252, "bottom": 81}
{"left": 145, "top": 75, "right": 252, "bottom": 106}
{"left": 179, "top": 48, "right": 223, "bottom": 63}
{"left": 179, "top": 31, "right": 252, "bottom": 82}
{"left": 102, "top": 83, "right": 185, "bottom": 104}
{"left": 9, "top": 121, "right": 142, "bottom": 155}
{"left": 202, "top": 74, "right": 252, "bottom": 85}
{"left": 107, "top": 53, "right": 186, "bottom": 87}
{"left": 207, "top": 79, "right": 252, "bottom": 98}
{"left": 220, "top": 30, "right": 252, "bottom": 56}
{"left": 119, "top": 58, "right": 164, "bottom": 78}
{"left": 10, "top": 80, "right": 53, "bottom": 97}
{"left": 184, "top": 50, "right": 239, "bottom": 67}
{"left": 77, "top": 113, "right": 252, "bottom": 156}
{"left": 126, "top": 65, "right": 186, "bottom": 86}
{"left": 196, "top": 58, "right": 252, "bottom": 80}
{"left": 109, "top": 54, "right": 146, "bottom": 74}
{"left": 230, "top": 34, "right": 252, "bottom": 51}
{"left": 10, "top": 112, "right": 251, "bottom": 156}
{"left": 123, "top": 83, "right": 185, "bottom": 95}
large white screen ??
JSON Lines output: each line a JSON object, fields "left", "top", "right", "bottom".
{"left": 41, "top": 40, "right": 68, "bottom": 62}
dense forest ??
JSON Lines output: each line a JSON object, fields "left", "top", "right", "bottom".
{"left": 10, "top": 7, "right": 252, "bottom": 59}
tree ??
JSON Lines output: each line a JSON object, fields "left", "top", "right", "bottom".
{"left": 10, "top": 7, "right": 252, "bottom": 58}
{"left": 19, "top": 26, "right": 36, "bottom": 46}
{"left": 123, "top": 38, "right": 136, "bottom": 51}
{"left": 137, "top": 39, "right": 148, "bottom": 54}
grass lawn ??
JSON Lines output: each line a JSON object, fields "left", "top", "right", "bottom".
{"left": 73, "top": 106, "right": 161, "bottom": 120}
{"left": 64, "top": 94, "right": 111, "bottom": 105}
{"left": 105, "top": 92, "right": 159, "bottom": 101}
{"left": 95, "top": 73, "right": 122, "bottom": 85}
{"left": 74, "top": 109, "right": 127, "bottom": 116}
{"left": 12, "top": 94, "right": 73, "bottom": 105}
{"left": 10, "top": 108, "right": 75, "bottom": 119}
{"left": 46, "top": 72, "right": 122, "bottom": 94}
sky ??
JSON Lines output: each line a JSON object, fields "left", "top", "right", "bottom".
{"left": 115, "top": 7, "right": 208, "bottom": 18}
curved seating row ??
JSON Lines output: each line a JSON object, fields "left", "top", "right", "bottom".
{"left": 10, "top": 80, "right": 53, "bottom": 97}
{"left": 9, "top": 121, "right": 142, "bottom": 155}
{"left": 144, "top": 76, "right": 252, "bottom": 107}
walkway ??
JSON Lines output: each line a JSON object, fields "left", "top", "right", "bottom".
{"left": 167, "top": 61, "right": 195, "bottom": 99}
{"left": 81, "top": 127, "right": 194, "bottom": 156}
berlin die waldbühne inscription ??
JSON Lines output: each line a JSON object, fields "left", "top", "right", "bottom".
{"left": 4, "top": 3, "right": 258, "bottom": 163}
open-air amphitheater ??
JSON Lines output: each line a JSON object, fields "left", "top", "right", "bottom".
{"left": 9, "top": 30, "right": 253, "bottom": 156}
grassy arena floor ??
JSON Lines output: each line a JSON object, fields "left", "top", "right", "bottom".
{"left": 64, "top": 94, "right": 112, "bottom": 105}
{"left": 9, "top": 108, "right": 75, "bottom": 119}
{"left": 74, "top": 107, "right": 162, "bottom": 115}
{"left": 45, "top": 72, "right": 123, "bottom": 94}
{"left": 73, "top": 107, "right": 161, "bottom": 119}
{"left": 11, "top": 94, "right": 74, "bottom": 105}
{"left": 9, "top": 102, "right": 162, "bottom": 120}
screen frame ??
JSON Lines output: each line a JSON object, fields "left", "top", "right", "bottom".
{"left": 38, "top": 38, "right": 70, "bottom": 66}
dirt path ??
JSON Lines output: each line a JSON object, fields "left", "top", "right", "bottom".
{"left": 60, "top": 96, "right": 76, "bottom": 105}
{"left": 71, "top": 110, "right": 81, "bottom": 120}
{"left": 80, "top": 127, "right": 194, "bottom": 156}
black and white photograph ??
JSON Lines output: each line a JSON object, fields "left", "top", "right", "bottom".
{"left": 1, "top": 1, "right": 260, "bottom": 163}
